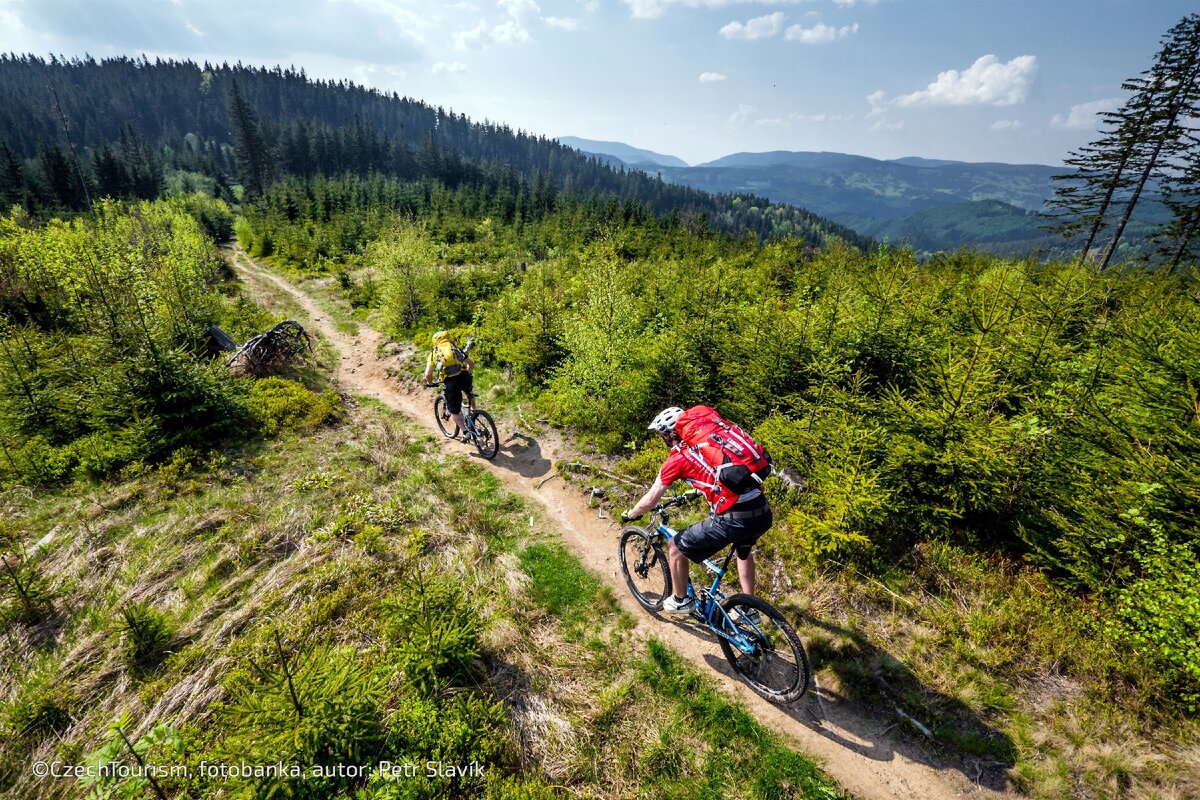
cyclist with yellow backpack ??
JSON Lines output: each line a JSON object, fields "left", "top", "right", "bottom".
{"left": 422, "top": 330, "right": 475, "bottom": 441}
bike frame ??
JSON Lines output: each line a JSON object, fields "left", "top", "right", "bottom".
{"left": 652, "top": 510, "right": 762, "bottom": 655}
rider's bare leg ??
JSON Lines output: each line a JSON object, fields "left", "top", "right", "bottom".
{"left": 667, "top": 539, "right": 691, "bottom": 599}
{"left": 736, "top": 552, "right": 756, "bottom": 595}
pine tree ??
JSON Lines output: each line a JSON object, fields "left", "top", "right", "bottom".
{"left": 1044, "top": 14, "right": 1200, "bottom": 269}
{"left": 226, "top": 79, "right": 271, "bottom": 197}
{"left": 1098, "top": 14, "right": 1200, "bottom": 269}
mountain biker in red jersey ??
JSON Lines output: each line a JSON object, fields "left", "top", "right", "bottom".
{"left": 621, "top": 407, "right": 772, "bottom": 615}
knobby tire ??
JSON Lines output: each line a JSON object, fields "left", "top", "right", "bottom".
{"left": 433, "top": 395, "right": 458, "bottom": 438}
{"left": 471, "top": 409, "right": 499, "bottom": 460}
{"left": 619, "top": 527, "right": 672, "bottom": 611}
{"left": 717, "top": 593, "right": 810, "bottom": 704}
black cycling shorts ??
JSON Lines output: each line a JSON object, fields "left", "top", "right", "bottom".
{"left": 674, "top": 501, "right": 772, "bottom": 562}
{"left": 443, "top": 372, "right": 474, "bottom": 415}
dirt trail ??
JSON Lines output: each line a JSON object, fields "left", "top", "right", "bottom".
{"left": 229, "top": 248, "right": 1017, "bottom": 800}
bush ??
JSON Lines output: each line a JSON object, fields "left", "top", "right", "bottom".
{"left": 1, "top": 668, "right": 72, "bottom": 743}
{"left": 247, "top": 377, "right": 343, "bottom": 435}
{"left": 381, "top": 577, "right": 482, "bottom": 696}
{"left": 214, "top": 639, "right": 386, "bottom": 799}
{"left": 1110, "top": 544, "right": 1200, "bottom": 713}
{"left": 8, "top": 435, "right": 74, "bottom": 487}
{"left": 118, "top": 601, "right": 176, "bottom": 674}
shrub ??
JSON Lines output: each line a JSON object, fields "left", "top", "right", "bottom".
{"left": 381, "top": 577, "right": 482, "bottom": 696}
{"left": 1, "top": 668, "right": 72, "bottom": 743}
{"left": 247, "top": 377, "right": 343, "bottom": 435}
{"left": 214, "top": 636, "right": 386, "bottom": 799}
{"left": 118, "top": 601, "right": 176, "bottom": 674}
{"left": 8, "top": 435, "right": 74, "bottom": 487}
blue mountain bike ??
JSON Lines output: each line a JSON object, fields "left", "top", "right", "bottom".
{"left": 619, "top": 492, "right": 810, "bottom": 703}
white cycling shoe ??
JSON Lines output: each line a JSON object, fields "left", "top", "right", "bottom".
{"left": 663, "top": 595, "right": 694, "bottom": 615}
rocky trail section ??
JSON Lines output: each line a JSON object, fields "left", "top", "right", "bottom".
{"left": 227, "top": 247, "right": 1017, "bottom": 800}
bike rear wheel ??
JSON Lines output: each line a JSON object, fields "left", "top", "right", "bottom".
{"left": 433, "top": 395, "right": 458, "bottom": 438}
{"left": 470, "top": 410, "right": 499, "bottom": 460}
{"left": 717, "top": 594, "right": 810, "bottom": 703}
{"left": 618, "top": 528, "right": 672, "bottom": 611}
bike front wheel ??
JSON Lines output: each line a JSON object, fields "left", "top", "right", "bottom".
{"left": 618, "top": 528, "right": 672, "bottom": 612}
{"left": 470, "top": 410, "right": 499, "bottom": 460}
{"left": 433, "top": 395, "right": 458, "bottom": 438}
{"left": 717, "top": 594, "right": 810, "bottom": 704}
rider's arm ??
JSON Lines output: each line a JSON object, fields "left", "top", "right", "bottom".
{"left": 627, "top": 476, "right": 668, "bottom": 519}
{"left": 464, "top": 355, "right": 475, "bottom": 372}
{"left": 422, "top": 353, "right": 435, "bottom": 384}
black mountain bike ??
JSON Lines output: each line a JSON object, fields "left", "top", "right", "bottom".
{"left": 432, "top": 389, "right": 499, "bottom": 460}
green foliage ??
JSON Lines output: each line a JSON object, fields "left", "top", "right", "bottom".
{"left": 1, "top": 664, "right": 73, "bottom": 744}
{"left": 118, "top": 601, "right": 176, "bottom": 674}
{"left": 80, "top": 715, "right": 184, "bottom": 800}
{"left": 239, "top": 169, "right": 1200, "bottom": 714}
{"left": 0, "top": 196, "right": 253, "bottom": 485}
{"left": 1110, "top": 543, "right": 1200, "bottom": 712}
{"left": 380, "top": 576, "right": 483, "bottom": 696}
{"left": 247, "top": 377, "right": 343, "bottom": 435}
{"left": 638, "top": 640, "right": 840, "bottom": 800}
{"left": 215, "top": 636, "right": 387, "bottom": 799}
{"left": 518, "top": 542, "right": 607, "bottom": 631}
{"left": 0, "top": 524, "right": 55, "bottom": 624}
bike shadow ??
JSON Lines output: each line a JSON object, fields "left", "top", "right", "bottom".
{"left": 480, "top": 433, "right": 552, "bottom": 479}
{"left": 658, "top": 610, "right": 1013, "bottom": 792}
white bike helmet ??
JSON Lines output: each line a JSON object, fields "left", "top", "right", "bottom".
{"left": 648, "top": 406, "right": 683, "bottom": 436}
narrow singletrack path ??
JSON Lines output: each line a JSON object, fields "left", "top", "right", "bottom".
{"left": 229, "top": 247, "right": 1017, "bottom": 800}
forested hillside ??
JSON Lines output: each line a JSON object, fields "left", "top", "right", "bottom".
{"left": 0, "top": 55, "right": 869, "bottom": 250}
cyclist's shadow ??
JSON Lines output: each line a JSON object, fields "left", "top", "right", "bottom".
{"left": 683, "top": 612, "right": 1014, "bottom": 791}
{"left": 483, "top": 432, "right": 552, "bottom": 479}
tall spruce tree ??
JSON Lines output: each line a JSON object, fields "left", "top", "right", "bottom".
{"left": 1157, "top": 137, "right": 1200, "bottom": 270}
{"left": 1044, "top": 13, "right": 1200, "bottom": 269}
{"left": 226, "top": 79, "right": 271, "bottom": 197}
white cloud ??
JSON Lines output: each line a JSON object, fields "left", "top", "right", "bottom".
{"left": 699, "top": 71, "right": 727, "bottom": 82}
{"left": 1051, "top": 97, "right": 1120, "bottom": 129}
{"left": 491, "top": 19, "right": 530, "bottom": 44}
{"left": 991, "top": 119, "right": 1023, "bottom": 131}
{"left": 499, "top": 0, "right": 539, "bottom": 17}
{"left": 728, "top": 103, "right": 756, "bottom": 126}
{"left": 544, "top": 16, "right": 580, "bottom": 30}
{"left": 431, "top": 61, "right": 468, "bottom": 73}
{"left": 871, "top": 119, "right": 904, "bottom": 131}
{"left": 753, "top": 111, "right": 850, "bottom": 127}
{"left": 455, "top": 19, "right": 488, "bottom": 49}
{"left": 866, "top": 89, "right": 886, "bottom": 117}
{"left": 185, "top": 22, "right": 203, "bottom": 37}
{"left": 338, "top": 0, "right": 426, "bottom": 43}
{"left": 784, "top": 21, "right": 858, "bottom": 44}
{"left": 720, "top": 12, "right": 784, "bottom": 40}
{"left": 623, "top": 0, "right": 853, "bottom": 18}
{"left": 894, "top": 54, "right": 1038, "bottom": 107}
{"left": 456, "top": 10, "right": 534, "bottom": 49}
{"left": 834, "top": 0, "right": 877, "bottom": 6}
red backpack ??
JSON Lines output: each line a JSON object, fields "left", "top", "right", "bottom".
{"left": 674, "top": 406, "right": 772, "bottom": 510}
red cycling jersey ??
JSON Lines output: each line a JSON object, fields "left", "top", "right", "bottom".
{"left": 658, "top": 445, "right": 762, "bottom": 514}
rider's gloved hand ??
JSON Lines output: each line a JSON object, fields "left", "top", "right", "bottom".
{"left": 620, "top": 510, "right": 641, "bottom": 524}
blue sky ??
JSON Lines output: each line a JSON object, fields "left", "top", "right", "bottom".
{"left": 0, "top": 0, "right": 1193, "bottom": 166}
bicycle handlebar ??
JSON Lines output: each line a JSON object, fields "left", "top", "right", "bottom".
{"left": 653, "top": 491, "right": 702, "bottom": 514}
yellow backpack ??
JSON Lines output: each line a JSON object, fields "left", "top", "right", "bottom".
{"left": 432, "top": 331, "right": 466, "bottom": 378}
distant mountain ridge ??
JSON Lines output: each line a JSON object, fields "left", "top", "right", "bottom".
{"left": 564, "top": 139, "right": 1069, "bottom": 253}
{"left": 557, "top": 136, "right": 689, "bottom": 168}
